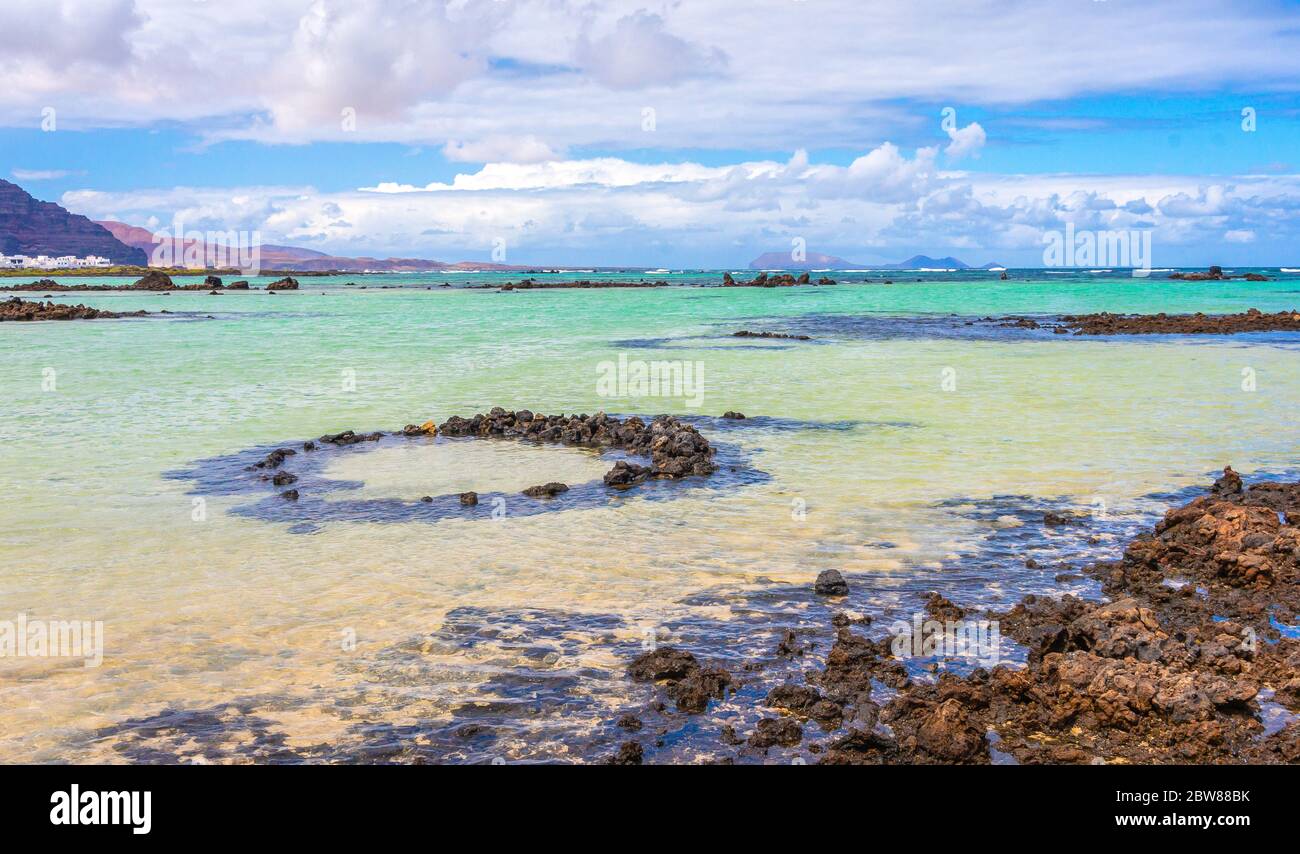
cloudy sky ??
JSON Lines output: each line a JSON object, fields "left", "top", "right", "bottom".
{"left": 2, "top": 0, "right": 1298, "bottom": 266}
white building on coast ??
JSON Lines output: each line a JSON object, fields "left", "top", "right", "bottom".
{"left": 0, "top": 253, "right": 112, "bottom": 269}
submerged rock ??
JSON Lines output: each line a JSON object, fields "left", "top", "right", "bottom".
{"left": 605, "top": 741, "right": 643, "bottom": 765}
{"left": 748, "top": 717, "right": 803, "bottom": 748}
{"left": 732, "top": 330, "right": 811, "bottom": 340}
{"left": 522, "top": 482, "right": 568, "bottom": 498}
{"left": 251, "top": 448, "right": 296, "bottom": 470}
{"left": 319, "top": 430, "right": 383, "bottom": 446}
{"left": 923, "top": 592, "right": 966, "bottom": 621}
{"left": 670, "top": 667, "right": 732, "bottom": 713}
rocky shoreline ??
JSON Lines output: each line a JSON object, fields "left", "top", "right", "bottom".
{"left": 2, "top": 272, "right": 295, "bottom": 292}
{"left": 723, "top": 272, "right": 836, "bottom": 287}
{"left": 1, "top": 296, "right": 148, "bottom": 322}
{"left": 988, "top": 308, "right": 1300, "bottom": 336}
{"left": 613, "top": 468, "right": 1300, "bottom": 764}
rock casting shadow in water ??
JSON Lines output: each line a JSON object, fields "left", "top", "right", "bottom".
{"left": 166, "top": 409, "right": 774, "bottom": 533}
{"left": 95, "top": 468, "right": 1299, "bottom": 764}
{"left": 334, "top": 500, "right": 1144, "bottom": 765}
{"left": 92, "top": 697, "right": 310, "bottom": 764}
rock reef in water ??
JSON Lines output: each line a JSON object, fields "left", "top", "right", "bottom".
{"left": 1169, "top": 266, "right": 1269, "bottom": 282}
{"left": 822, "top": 468, "right": 1300, "bottom": 764}
{"left": 986, "top": 308, "right": 1300, "bottom": 336}
{"left": 1059, "top": 308, "right": 1300, "bottom": 335}
{"left": 496, "top": 278, "right": 668, "bottom": 290}
{"left": 522, "top": 482, "right": 569, "bottom": 498}
{"left": 723, "top": 271, "right": 835, "bottom": 287}
{"left": 628, "top": 647, "right": 733, "bottom": 714}
{"left": 246, "top": 408, "right": 719, "bottom": 505}
{"left": 614, "top": 468, "right": 1300, "bottom": 764}
{"left": 0, "top": 296, "right": 147, "bottom": 321}
{"left": 437, "top": 408, "right": 717, "bottom": 483}
{"left": 132, "top": 270, "right": 174, "bottom": 290}
{"left": 732, "top": 330, "right": 812, "bottom": 340}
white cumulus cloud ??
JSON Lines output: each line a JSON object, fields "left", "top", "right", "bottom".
{"left": 944, "top": 122, "right": 986, "bottom": 159}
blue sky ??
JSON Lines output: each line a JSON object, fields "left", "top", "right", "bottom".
{"left": 2, "top": 0, "right": 1299, "bottom": 267}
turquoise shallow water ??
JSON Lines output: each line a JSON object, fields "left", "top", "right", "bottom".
{"left": 2, "top": 269, "right": 1299, "bottom": 763}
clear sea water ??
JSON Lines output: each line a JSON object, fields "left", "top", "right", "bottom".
{"left": 3, "top": 268, "right": 1299, "bottom": 763}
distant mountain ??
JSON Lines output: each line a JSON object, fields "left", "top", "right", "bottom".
{"left": 748, "top": 251, "right": 866, "bottom": 270}
{"left": 748, "top": 250, "right": 1004, "bottom": 270}
{"left": 883, "top": 254, "right": 969, "bottom": 270}
{"left": 96, "top": 219, "right": 525, "bottom": 272}
{"left": 0, "top": 180, "right": 146, "bottom": 264}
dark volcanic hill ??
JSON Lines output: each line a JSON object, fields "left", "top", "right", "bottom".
{"left": 0, "top": 180, "right": 146, "bottom": 265}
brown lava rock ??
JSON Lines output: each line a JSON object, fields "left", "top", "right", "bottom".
{"left": 438, "top": 409, "right": 717, "bottom": 490}
{"left": 131, "top": 270, "right": 174, "bottom": 290}
{"left": 923, "top": 592, "right": 967, "bottom": 622}
{"left": 605, "top": 741, "right": 644, "bottom": 765}
{"left": 628, "top": 646, "right": 732, "bottom": 715}
{"left": 645, "top": 467, "right": 1300, "bottom": 765}
{"left": 1, "top": 296, "right": 147, "bottom": 322}
{"left": 629, "top": 647, "right": 699, "bottom": 681}
{"left": 522, "top": 482, "right": 569, "bottom": 498}
{"left": 814, "top": 569, "right": 849, "bottom": 596}
{"left": 1058, "top": 308, "right": 1300, "bottom": 335}
{"left": 748, "top": 717, "right": 803, "bottom": 748}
